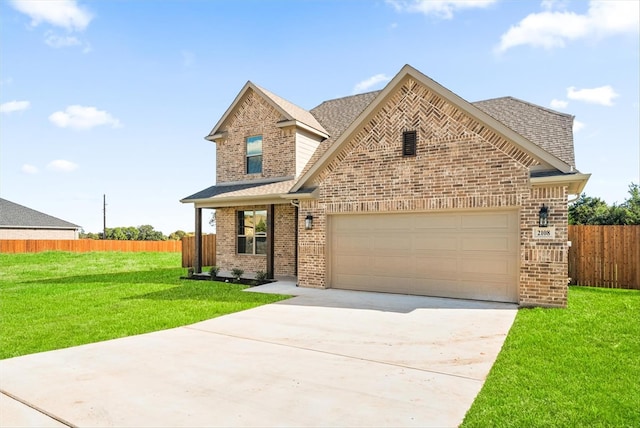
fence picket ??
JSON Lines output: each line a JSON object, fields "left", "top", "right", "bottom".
{"left": 568, "top": 225, "right": 639, "bottom": 289}
{"left": 0, "top": 239, "right": 181, "bottom": 254}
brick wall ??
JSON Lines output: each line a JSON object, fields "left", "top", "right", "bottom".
{"left": 298, "top": 77, "right": 569, "bottom": 307}
{"left": 216, "top": 204, "right": 296, "bottom": 277}
{"left": 216, "top": 89, "right": 296, "bottom": 183}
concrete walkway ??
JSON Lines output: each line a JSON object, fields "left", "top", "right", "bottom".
{"left": 1, "top": 282, "right": 517, "bottom": 427}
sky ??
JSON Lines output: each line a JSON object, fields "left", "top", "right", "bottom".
{"left": 1, "top": 0, "right": 638, "bottom": 235}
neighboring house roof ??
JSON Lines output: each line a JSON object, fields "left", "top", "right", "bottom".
{"left": 473, "top": 96, "right": 575, "bottom": 167}
{"left": 0, "top": 198, "right": 80, "bottom": 230}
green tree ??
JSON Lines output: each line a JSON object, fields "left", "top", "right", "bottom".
{"left": 137, "top": 225, "right": 166, "bottom": 241}
{"left": 168, "top": 230, "right": 189, "bottom": 240}
{"left": 568, "top": 194, "right": 611, "bottom": 225}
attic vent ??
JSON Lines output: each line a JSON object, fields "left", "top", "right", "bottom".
{"left": 402, "top": 131, "right": 417, "bottom": 157}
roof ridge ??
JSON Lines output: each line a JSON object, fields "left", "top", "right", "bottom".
{"left": 473, "top": 96, "right": 574, "bottom": 119}
{"left": 312, "top": 90, "right": 382, "bottom": 111}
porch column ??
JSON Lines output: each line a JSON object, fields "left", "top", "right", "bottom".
{"left": 194, "top": 207, "right": 202, "bottom": 274}
{"left": 266, "top": 204, "right": 275, "bottom": 279}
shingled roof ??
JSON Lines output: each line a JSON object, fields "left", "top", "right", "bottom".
{"left": 473, "top": 96, "right": 575, "bottom": 167}
{"left": 0, "top": 198, "right": 80, "bottom": 229}
{"left": 301, "top": 92, "right": 576, "bottom": 175}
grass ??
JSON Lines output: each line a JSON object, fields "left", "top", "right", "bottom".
{"left": 0, "top": 252, "right": 289, "bottom": 359}
{"left": 462, "top": 286, "right": 640, "bottom": 428}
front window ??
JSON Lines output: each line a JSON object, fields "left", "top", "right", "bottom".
{"left": 246, "top": 135, "right": 263, "bottom": 174}
{"left": 237, "top": 210, "right": 267, "bottom": 255}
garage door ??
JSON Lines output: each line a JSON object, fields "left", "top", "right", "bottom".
{"left": 329, "top": 210, "right": 519, "bottom": 302}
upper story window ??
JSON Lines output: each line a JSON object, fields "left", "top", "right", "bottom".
{"left": 246, "top": 135, "right": 263, "bottom": 174}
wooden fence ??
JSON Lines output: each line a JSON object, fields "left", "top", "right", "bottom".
{"left": 181, "top": 234, "right": 216, "bottom": 268}
{"left": 568, "top": 225, "right": 640, "bottom": 289}
{"left": 0, "top": 239, "right": 182, "bottom": 254}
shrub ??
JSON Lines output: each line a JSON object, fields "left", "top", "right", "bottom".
{"left": 255, "top": 270, "right": 268, "bottom": 281}
{"left": 231, "top": 268, "right": 244, "bottom": 281}
{"left": 209, "top": 266, "right": 220, "bottom": 278}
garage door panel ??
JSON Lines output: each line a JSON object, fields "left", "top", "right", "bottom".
{"left": 461, "top": 258, "right": 513, "bottom": 276}
{"left": 333, "top": 235, "right": 370, "bottom": 252}
{"left": 330, "top": 211, "right": 519, "bottom": 303}
{"left": 461, "top": 212, "right": 513, "bottom": 230}
{"left": 413, "top": 236, "right": 458, "bottom": 251}
{"left": 462, "top": 236, "right": 514, "bottom": 252}
{"left": 414, "top": 256, "right": 458, "bottom": 275}
{"left": 372, "top": 234, "right": 410, "bottom": 251}
{"left": 414, "top": 215, "right": 458, "bottom": 230}
{"left": 371, "top": 255, "right": 413, "bottom": 272}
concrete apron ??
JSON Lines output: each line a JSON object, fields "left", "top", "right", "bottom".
{"left": 0, "top": 284, "right": 517, "bottom": 428}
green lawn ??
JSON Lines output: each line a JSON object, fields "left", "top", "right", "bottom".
{"left": 0, "top": 252, "right": 289, "bottom": 359}
{"left": 462, "top": 286, "right": 640, "bottom": 428}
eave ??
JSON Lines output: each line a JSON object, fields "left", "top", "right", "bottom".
{"left": 530, "top": 173, "right": 591, "bottom": 195}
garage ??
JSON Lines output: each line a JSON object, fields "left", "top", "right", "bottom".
{"left": 329, "top": 210, "right": 519, "bottom": 302}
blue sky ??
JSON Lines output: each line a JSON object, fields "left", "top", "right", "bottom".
{"left": 1, "top": 0, "right": 638, "bottom": 235}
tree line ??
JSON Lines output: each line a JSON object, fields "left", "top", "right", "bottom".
{"left": 569, "top": 183, "right": 639, "bottom": 225}
{"left": 80, "top": 225, "right": 193, "bottom": 241}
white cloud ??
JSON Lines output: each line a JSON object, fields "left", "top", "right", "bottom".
{"left": 44, "top": 33, "right": 81, "bottom": 48}
{"left": 353, "top": 74, "right": 391, "bottom": 94}
{"left": 496, "top": 1, "right": 639, "bottom": 53}
{"left": 47, "top": 159, "right": 78, "bottom": 173}
{"left": 9, "top": 0, "right": 93, "bottom": 31}
{"left": 49, "top": 105, "right": 122, "bottom": 130}
{"left": 0, "top": 100, "right": 30, "bottom": 114}
{"left": 550, "top": 99, "right": 568, "bottom": 109}
{"left": 567, "top": 85, "right": 619, "bottom": 106}
{"left": 21, "top": 164, "right": 39, "bottom": 174}
{"left": 573, "top": 120, "right": 585, "bottom": 132}
{"left": 387, "top": 0, "right": 496, "bottom": 19}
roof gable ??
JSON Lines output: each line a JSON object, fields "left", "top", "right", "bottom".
{"left": 292, "top": 65, "right": 574, "bottom": 192}
{"left": 0, "top": 198, "right": 80, "bottom": 229}
{"left": 206, "top": 82, "right": 327, "bottom": 141}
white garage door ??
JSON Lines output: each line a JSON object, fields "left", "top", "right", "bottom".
{"left": 329, "top": 210, "right": 519, "bottom": 302}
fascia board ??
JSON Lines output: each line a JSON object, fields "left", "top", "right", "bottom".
{"left": 276, "top": 120, "right": 329, "bottom": 139}
{"left": 530, "top": 173, "right": 591, "bottom": 195}
{"left": 185, "top": 195, "right": 292, "bottom": 208}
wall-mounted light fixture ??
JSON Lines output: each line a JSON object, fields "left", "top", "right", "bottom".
{"left": 539, "top": 205, "right": 549, "bottom": 227}
{"left": 305, "top": 214, "right": 314, "bottom": 230}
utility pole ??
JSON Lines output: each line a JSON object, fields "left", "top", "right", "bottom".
{"left": 103, "top": 194, "right": 107, "bottom": 240}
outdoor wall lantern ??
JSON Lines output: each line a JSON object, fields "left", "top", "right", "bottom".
{"left": 539, "top": 204, "right": 549, "bottom": 227}
{"left": 305, "top": 214, "right": 314, "bottom": 230}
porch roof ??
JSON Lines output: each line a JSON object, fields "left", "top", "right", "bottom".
{"left": 180, "top": 177, "right": 296, "bottom": 206}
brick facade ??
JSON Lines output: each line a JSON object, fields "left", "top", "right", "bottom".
{"left": 216, "top": 88, "right": 296, "bottom": 183}
{"left": 297, "top": 77, "right": 569, "bottom": 307}
{"left": 216, "top": 204, "right": 296, "bottom": 277}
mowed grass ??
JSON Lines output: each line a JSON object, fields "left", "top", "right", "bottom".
{"left": 0, "top": 252, "right": 289, "bottom": 359}
{"left": 462, "top": 286, "right": 640, "bottom": 428}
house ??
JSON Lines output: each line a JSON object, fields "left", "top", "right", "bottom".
{"left": 181, "top": 65, "right": 590, "bottom": 307}
{"left": 0, "top": 198, "right": 81, "bottom": 240}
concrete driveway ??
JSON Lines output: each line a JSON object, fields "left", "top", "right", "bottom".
{"left": 1, "top": 282, "right": 517, "bottom": 427}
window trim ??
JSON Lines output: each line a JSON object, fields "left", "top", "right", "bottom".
{"left": 246, "top": 135, "right": 263, "bottom": 174}
{"left": 237, "top": 209, "right": 267, "bottom": 255}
